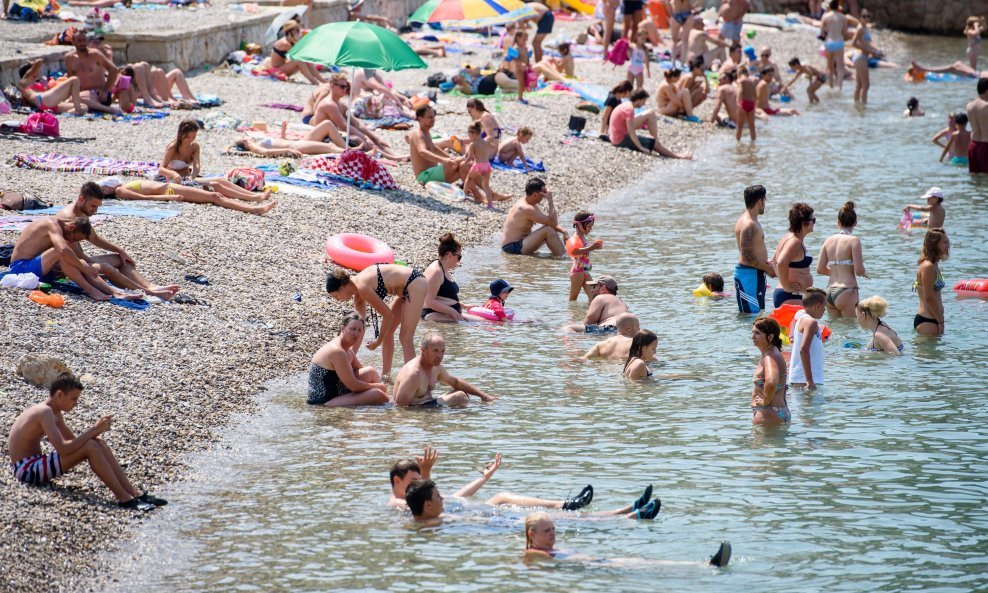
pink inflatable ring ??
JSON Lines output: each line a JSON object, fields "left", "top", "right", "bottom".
{"left": 326, "top": 233, "right": 394, "bottom": 271}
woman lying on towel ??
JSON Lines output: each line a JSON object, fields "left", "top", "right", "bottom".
{"left": 97, "top": 177, "right": 276, "bottom": 215}
{"left": 233, "top": 120, "right": 364, "bottom": 158}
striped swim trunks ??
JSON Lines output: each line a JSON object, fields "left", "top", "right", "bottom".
{"left": 12, "top": 452, "right": 62, "bottom": 485}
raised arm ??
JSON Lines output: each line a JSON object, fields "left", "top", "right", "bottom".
{"left": 453, "top": 453, "right": 501, "bottom": 498}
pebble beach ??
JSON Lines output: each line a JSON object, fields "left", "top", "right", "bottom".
{"left": 0, "top": 15, "right": 842, "bottom": 592}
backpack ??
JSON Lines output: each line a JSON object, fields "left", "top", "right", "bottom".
{"left": 426, "top": 73, "right": 447, "bottom": 88}
{"left": 21, "top": 112, "right": 60, "bottom": 137}
{"left": 606, "top": 38, "right": 630, "bottom": 66}
{"left": 226, "top": 167, "right": 265, "bottom": 191}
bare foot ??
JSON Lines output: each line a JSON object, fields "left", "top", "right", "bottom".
{"left": 261, "top": 190, "right": 272, "bottom": 201}
{"left": 88, "top": 291, "right": 112, "bottom": 302}
{"left": 494, "top": 192, "right": 513, "bottom": 201}
{"left": 113, "top": 290, "right": 145, "bottom": 301}
{"left": 252, "top": 200, "right": 278, "bottom": 215}
{"left": 280, "top": 120, "right": 288, "bottom": 140}
{"left": 146, "top": 286, "right": 178, "bottom": 301}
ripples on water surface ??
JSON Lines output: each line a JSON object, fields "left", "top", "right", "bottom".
{"left": 111, "top": 34, "right": 987, "bottom": 593}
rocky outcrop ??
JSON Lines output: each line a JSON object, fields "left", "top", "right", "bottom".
{"left": 747, "top": 0, "right": 988, "bottom": 36}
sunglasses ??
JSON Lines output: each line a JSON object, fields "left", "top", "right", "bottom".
{"left": 809, "top": 217, "right": 816, "bottom": 223}
{"left": 455, "top": 252, "right": 463, "bottom": 261}
{"left": 332, "top": 81, "right": 349, "bottom": 88}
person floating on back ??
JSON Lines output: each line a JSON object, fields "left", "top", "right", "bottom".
{"left": 7, "top": 373, "right": 166, "bottom": 511}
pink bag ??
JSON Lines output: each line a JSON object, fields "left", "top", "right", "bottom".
{"left": 606, "top": 38, "right": 630, "bottom": 66}
{"left": 21, "top": 112, "right": 59, "bottom": 136}
{"left": 226, "top": 167, "right": 265, "bottom": 191}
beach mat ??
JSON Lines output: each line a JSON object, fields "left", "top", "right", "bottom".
{"left": 491, "top": 156, "right": 545, "bottom": 173}
{"left": 32, "top": 201, "right": 183, "bottom": 221}
{"left": 72, "top": 108, "right": 171, "bottom": 123}
{"left": 256, "top": 164, "right": 345, "bottom": 193}
{"left": 11, "top": 153, "right": 160, "bottom": 177}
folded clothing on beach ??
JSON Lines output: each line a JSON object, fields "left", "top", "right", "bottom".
{"left": 201, "top": 111, "right": 246, "bottom": 130}
{"left": 12, "top": 153, "right": 159, "bottom": 177}
{"left": 491, "top": 156, "right": 545, "bottom": 173}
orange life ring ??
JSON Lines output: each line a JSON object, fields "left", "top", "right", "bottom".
{"left": 325, "top": 233, "right": 394, "bottom": 271}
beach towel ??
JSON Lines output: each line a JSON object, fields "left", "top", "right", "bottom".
{"left": 491, "top": 156, "right": 545, "bottom": 173}
{"left": 33, "top": 202, "right": 181, "bottom": 221}
{"left": 299, "top": 151, "right": 397, "bottom": 190}
{"left": 72, "top": 108, "right": 171, "bottom": 123}
{"left": 255, "top": 164, "right": 345, "bottom": 192}
{"left": 11, "top": 153, "right": 159, "bottom": 177}
{"left": 201, "top": 111, "right": 246, "bottom": 130}
{"left": 194, "top": 94, "right": 222, "bottom": 107}
{"left": 555, "top": 81, "right": 610, "bottom": 107}
{"left": 260, "top": 103, "right": 304, "bottom": 111}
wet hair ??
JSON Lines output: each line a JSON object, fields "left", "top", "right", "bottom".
{"left": 525, "top": 177, "right": 546, "bottom": 196}
{"left": 62, "top": 216, "right": 92, "bottom": 238}
{"left": 906, "top": 97, "right": 920, "bottom": 114}
{"left": 465, "top": 98, "right": 487, "bottom": 113}
{"left": 339, "top": 311, "right": 364, "bottom": 332}
{"left": 803, "top": 287, "right": 826, "bottom": 308}
{"left": 389, "top": 458, "right": 421, "bottom": 487}
{"left": 325, "top": 269, "right": 352, "bottom": 294}
{"left": 857, "top": 295, "right": 888, "bottom": 318}
{"left": 788, "top": 202, "right": 814, "bottom": 233}
{"left": 517, "top": 126, "right": 533, "bottom": 138}
{"left": 79, "top": 181, "right": 103, "bottom": 202}
{"left": 50, "top": 373, "right": 83, "bottom": 396}
{"left": 663, "top": 69, "right": 682, "bottom": 80}
{"left": 919, "top": 228, "right": 949, "bottom": 264}
{"left": 979, "top": 77, "right": 988, "bottom": 95}
{"left": 788, "top": 57, "right": 801, "bottom": 67}
{"left": 630, "top": 89, "right": 649, "bottom": 102}
{"left": 404, "top": 479, "right": 436, "bottom": 517}
{"left": 610, "top": 80, "right": 633, "bottom": 96}
{"left": 838, "top": 201, "right": 857, "bottom": 228}
{"left": 702, "top": 272, "right": 724, "bottom": 292}
{"left": 744, "top": 185, "right": 766, "bottom": 209}
{"left": 525, "top": 512, "right": 552, "bottom": 549}
{"left": 955, "top": 112, "right": 969, "bottom": 126}
{"left": 438, "top": 232, "right": 461, "bottom": 258}
{"left": 573, "top": 209, "right": 593, "bottom": 228}
{"left": 624, "top": 330, "right": 658, "bottom": 372}
{"left": 176, "top": 118, "right": 200, "bottom": 148}
{"left": 415, "top": 105, "right": 434, "bottom": 119}
{"left": 753, "top": 318, "right": 783, "bottom": 349}
{"left": 689, "top": 56, "right": 705, "bottom": 71}
{"left": 467, "top": 120, "right": 482, "bottom": 135}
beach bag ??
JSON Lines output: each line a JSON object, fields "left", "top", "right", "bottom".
{"left": 606, "top": 38, "right": 630, "bottom": 66}
{"left": 21, "top": 112, "right": 59, "bottom": 137}
{"left": 226, "top": 167, "right": 265, "bottom": 191}
{"left": 426, "top": 73, "right": 446, "bottom": 87}
{"left": 567, "top": 115, "right": 586, "bottom": 135}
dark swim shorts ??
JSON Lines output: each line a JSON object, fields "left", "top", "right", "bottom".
{"left": 585, "top": 324, "right": 617, "bottom": 335}
{"left": 618, "top": 134, "right": 656, "bottom": 153}
{"left": 501, "top": 240, "right": 524, "bottom": 255}
{"left": 536, "top": 10, "right": 555, "bottom": 34}
{"left": 623, "top": 0, "right": 643, "bottom": 13}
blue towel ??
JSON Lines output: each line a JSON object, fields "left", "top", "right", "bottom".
{"left": 490, "top": 156, "right": 545, "bottom": 173}
{"left": 256, "top": 165, "right": 344, "bottom": 191}
{"left": 109, "top": 298, "right": 151, "bottom": 310}
{"left": 32, "top": 203, "right": 182, "bottom": 221}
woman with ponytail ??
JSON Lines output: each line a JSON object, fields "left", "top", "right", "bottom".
{"left": 750, "top": 318, "right": 790, "bottom": 425}
{"left": 817, "top": 201, "right": 868, "bottom": 317}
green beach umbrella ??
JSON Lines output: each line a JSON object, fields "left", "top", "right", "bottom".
{"left": 287, "top": 21, "right": 427, "bottom": 141}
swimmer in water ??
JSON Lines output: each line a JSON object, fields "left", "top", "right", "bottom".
{"left": 783, "top": 57, "right": 826, "bottom": 104}
{"left": 904, "top": 96, "right": 925, "bottom": 117}
{"left": 914, "top": 228, "right": 949, "bottom": 337}
{"left": 902, "top": 186, "right": 946, "bottom": 229}
{"left": 523, "top": 513, "right": 732, "bottom": 566}
{"left": 750, "top": 318, "right": 790, "bottom": 425}
{"left": 623, "top": 330, "right": 657, "bottom": 380}
{"left": 855, "top": 295, "right": 904, "bottom": 356}
{"left": 582, "top": 313, "right": 640, "bottom": 361}
{"left": 771, "top": 202, "right": 816, "bottom": 309}
{"left": 788, "top": 287, "right": 826, "bottom": 392}
{"left": 306, "top": 312, "right": 389, "bottom": 407}
{"left": 939, "top": 113, "right": 971, "bottom": 166}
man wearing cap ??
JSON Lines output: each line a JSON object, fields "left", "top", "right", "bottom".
{"left": 564, "top": 276, "right": 629, "bottom": 334}
{"left": 57, "top": 181, "right": 179, "bottom": 301}
{"left": 64, "top": 30, "right": 122, "bottom": 115}
{"left": 966, "top": 78, "right": 988, "bottom": 174}
{"left": 582, "top": 313, "right": 640, "bottom": 360}
{"left": 392, "top": 332, "right": 498, "bottom": 407}
{"left": 501, "top": 177, "right": 567, "bottom": 256}
{"left": 902, "top": 187, "right": 945, "bottom": 229}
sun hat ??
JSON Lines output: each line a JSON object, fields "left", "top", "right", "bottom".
{"left": 922, "top": 187, "right": 945, "bottom": 199}
{"left": 489, "top": 278, "right": 514, "bottom": 297}
{"left": 587, "top": 275, "right": 618, "bottom": 292}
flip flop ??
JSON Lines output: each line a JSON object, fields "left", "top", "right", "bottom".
{"left": 634, "top": 498, "right": 661, "bottom": 520}
{"left": 632, "top": 484, "right": 653, "bottom": 511}
{"left": 709, "top": 541, "right": 731, "bottom": 567}
{"left": 184, "top": 274, "right": 210, "bottom": 285}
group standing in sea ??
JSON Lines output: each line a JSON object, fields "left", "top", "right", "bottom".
{"left": 4, "top": 0, "right": 983, "bottom": 574}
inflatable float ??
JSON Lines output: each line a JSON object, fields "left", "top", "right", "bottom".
{"left": 953, "top": 279, "right": 988, "bottom": 298}
{"left": 425, "top": 181, "right": 466, "bottom": 202}
{"left": 325, "top": 233, "right": 394, "bottom": 271}
{"left": 899, "top": 211, "right": 930, "bottom": 230}
{"left": 559, "top": 0, "right": 594, "bottom": 15}
{"left": 467, "top": 306, "right": 515, "bottom": 321}
{"left": 769, "top": 304, "right": 831, "bottom": 343}
{"left": 692, "top": 283, "right": 732, "bottom": 298}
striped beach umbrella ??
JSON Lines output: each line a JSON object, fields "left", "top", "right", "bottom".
{"left": 409, "top": 0, "right": 535, "bottom": 26}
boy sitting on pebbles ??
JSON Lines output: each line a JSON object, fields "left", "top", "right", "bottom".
{"left": 7, "top": 373, "right": 166, "bottom": 512}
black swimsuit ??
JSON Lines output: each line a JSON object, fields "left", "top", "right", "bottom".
{"left": 374, "top": 264, "right": 424, "bottom": 302}
{"left": 421, "top": 261, "right": 462, "bottom": 318}
{"left": 307, "top": 363, "right": 352, "bottom": 405}
{"left": 273, "top": 46, "right": 289, "bottom": 59}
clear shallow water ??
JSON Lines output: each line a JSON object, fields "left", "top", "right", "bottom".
{"left": 108, "top": 35, "right": 987, "bottom": 593}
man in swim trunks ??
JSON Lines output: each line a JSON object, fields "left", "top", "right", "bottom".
{"left": 966, "top": 78, "right": 988, "bottom": 173}
{"left": 687, "top": 18, "right": 731, "bottom": 68}
{"left": 64, "top": 31, "right": 122, "bottom": 115}
{"left": 564, "top": 276, "right": 629, "bottom": 333}
{"left": 501, "top": 177, "right": 568, "bottom": 256}
{"left": 718, "top": 0, "right": 749, "bottom": 44}
{"left": 7, "top": 373, "right": 165, "bottom": 511}
{"left": 581, "top": 313, "right": 640, "bottom": 360}
{"left": 10, "top": 215, "right": 141, "bottom": 302}
{"left": 57, "top": 181, "right": 179, "bottom": 301}
{"left": 408, "top": 105, "right": 469, "bottom": 185}
{"left": 392, "top": 332, "right": 498, "bottom": 407}
{"left": 756, "top": 68, "right": 799, "bottom": 116}
{"left": 734, "top": 185, "right": 776, "bottom": 314}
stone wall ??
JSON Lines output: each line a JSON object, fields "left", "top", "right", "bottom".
{"left": 748, "top": 0, "right": 988, "bottom": 35}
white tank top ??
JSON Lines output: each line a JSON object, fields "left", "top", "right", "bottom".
{"left": 788, "top": 310, "right": 824, "bottom": 384}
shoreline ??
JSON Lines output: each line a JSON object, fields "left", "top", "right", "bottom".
{"left": 0, "top": 22, "right": 818, "bottom": 593}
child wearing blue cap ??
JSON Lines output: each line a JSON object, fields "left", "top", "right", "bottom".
{"left": 483, "top": 278, "right": 514, "bottom": 321}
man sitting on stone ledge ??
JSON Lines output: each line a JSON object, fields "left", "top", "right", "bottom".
{"left": 64, "top": 31, "right": 125, "bottom": 115}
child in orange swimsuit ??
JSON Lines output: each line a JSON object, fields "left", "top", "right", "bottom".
{"left": 566, "top": 210, "right": 603, "bottom": 302}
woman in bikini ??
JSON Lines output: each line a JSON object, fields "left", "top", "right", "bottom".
{"left": 325, "top": 264, "right": 428, "bottom": 378}
{"left": 624, "top": 330, "right": 658, "bottom": 380}
{"left": 158, "top": 119, "right": 273, "bottom": 202}
{"left": 914, "top": 228, "right": 949, "bottom": 337}
{"left": 849, "top": 10, "right": 880, "bottom": 104}
{"left": 820, "top": 0, "right": 849, "bottom": 90}
{"left": 99, "top": 177, "right": 276, "bottom": 215}
{"left": 855, "top": 296, "right": 904, "bottom": 356}
{"left": 17, "top": 59, "right": 87, "bottom": 115}
{"left": 421, "top": 233, "right": 481, "bottom": 323}
{"left": 262, "top": 20, "right": 326, "bottom": 85}
{"left": 966, "top": 15, "right": 985, "bottom": 70}
{"left": 234, "top": 119, "right": 353, "bottom": 157}
{"left": 750, "top": 318, "right": 789, "bottom": 426}
{"left": 771, "top": 202, "right": 816, "bottom": 308}
{"left": 817, "top": 201, "right": 867, "bottom": 317}
{"left": 307, "top": 312, "right": 389, "bottom": 407}
{"left": 655, "top": 69, "right": 696, "bottom": 118}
